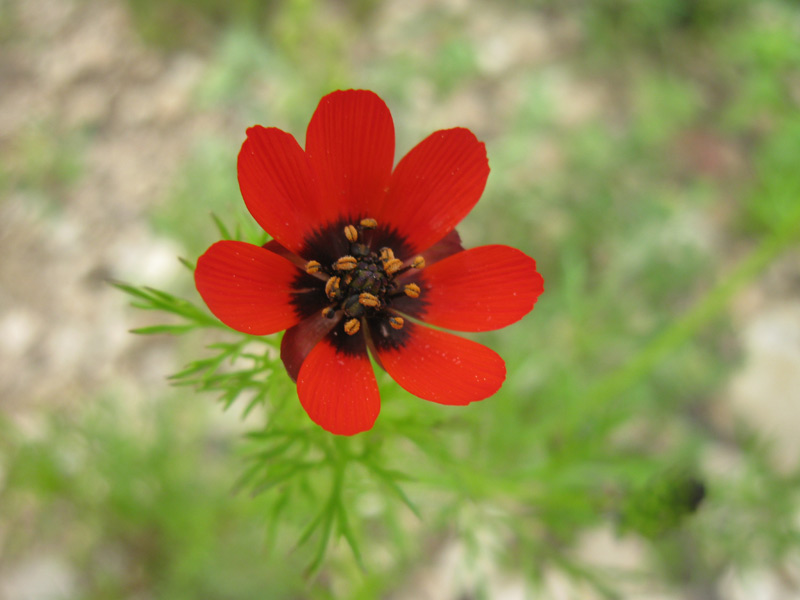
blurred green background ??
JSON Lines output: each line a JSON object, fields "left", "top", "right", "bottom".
{"left": 2, "top": 0, "right": 800, "bottom": 598}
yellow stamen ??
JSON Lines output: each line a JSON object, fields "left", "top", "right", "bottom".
{"left": 321, "top": 306, "right": 335, "bottom": 319}
{"left": 344, "top": 225, "right": 358, "bottom": 242}
{"left": 379, "top": 247, "right": 395, "bottom": 262}
{"left": 360, "top": 218, "right": 378, "bottom": 229}
{"left": 325, "top": 276, "right": 341, "bottom": 300}
{"left": 344, "top": 318, "right": 360, "bottom": 335}
{"left": 389, "top": 315, "right": 404, "bottom": 330}
{"left": 335, "top": 256, "right": 358, "bottom": 271}
{"left": 404, "top": 283, "right": 421, "bottom": 298}
{"left": 384, "top": 258, "right": 403, "bottom": 275}
{"left": 411, "top": 256, "right": 425, "bottom": 269}
{"left": 359, "top": 292, "right": 380, "bottom": 308}
{"left": 305, "top": 260, "right": 322, "bottom": 274}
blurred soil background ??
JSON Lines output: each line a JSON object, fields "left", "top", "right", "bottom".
{"left": 1, "top": 0, "right": 800, "bottom": 598}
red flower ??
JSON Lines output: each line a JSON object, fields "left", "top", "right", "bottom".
{"left": 195, "top": 90, "right": 544, "bottom": 435}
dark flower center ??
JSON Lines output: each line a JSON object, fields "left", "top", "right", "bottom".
{"left": 304, "top": 218, "right": 424, "bottom": 336}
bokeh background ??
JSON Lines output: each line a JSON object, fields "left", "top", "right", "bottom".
{"left": 2, "top": 0, "right": 800, "bottom": 598}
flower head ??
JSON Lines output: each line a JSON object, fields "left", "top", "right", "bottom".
{"left": 195, "top": 90, "right": 544, "bottom": 435}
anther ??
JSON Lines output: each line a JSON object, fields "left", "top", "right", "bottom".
{"left": 344, "top": 318, "right": 361, "bottom": 335}
{"left": 344, "top": 225, "right": 358, "bottom": 242}
{"left": 321, "top": 306, "right": 335, "bottom": 319}
{"left": 358, "top": 292, "right": 380, "bottom": 308}
{"left": 404, "top": 283, "right": 421, "bottom": 298}
{"left": 360, "top": 218, "right": 378, "bottom": 229}
{"left": 305, "top": 260, "right": 322, "bottom": 274}
{"left": 325, "top": 276, "right": 341, "bottom": 300}
{"left": 411, "top": 256, "right": 426, "bottom": 269}
{"left": 389, "top": 315, "right": 404, "bottom": 330}
{"left": 379, "top": 247, "right": 395, "bottom": 262}
{"left": 335, "top": 256, "right": 358, "bottom": 271}
{"left": 384, "top": 258, "right": 403, "bottom": 275}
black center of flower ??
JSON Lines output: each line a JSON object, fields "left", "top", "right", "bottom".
{"left": 304, "top": 218, "right": 424, "bottom": 336}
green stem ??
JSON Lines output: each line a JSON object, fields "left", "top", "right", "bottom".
{"left": 590, "top": 205, "right": 800, "bottom": 407}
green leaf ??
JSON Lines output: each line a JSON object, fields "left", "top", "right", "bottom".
{"left": 364, "top": 462, "right": 421, "bottom": 519}
{"left": 130, "top": 324, "right": 198, "bottom": 335}
{"left": 211, "top": 211, "right": 234, "bottom": 239}
{"left": 336, "top": 497, "right": 365, "bottom": 571}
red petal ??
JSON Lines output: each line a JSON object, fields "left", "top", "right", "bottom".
{"left": 305, "top": 90, "right": 395, "bottom": 224}
{"left": 420, "top": 228, "right": 465, "bottom": 265}
{"left": 195, "top": 240, "right": 302, "bottom": 335}
{"left": 372, "top": 321, "right": 505, "bottom": 405}
{"left": 390, "top": 230, "right": 466, "bottom": 316}
{"left": 280, "top": 313, "right": 338, "bottom": 382}
{"left": 296, "top": 339, "right": 380, "bottom": 435}
{"left": 415, "top": 245, "right": 544, "bottom": 332}
{"left": 238, "top": 126, "right": 322, "bottom": 255}
{"left": 380, "top": 128, "right": 489, "bottom": 254}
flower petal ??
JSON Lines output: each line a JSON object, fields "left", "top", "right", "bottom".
{"left": 380, "top": 128, "right": 489, "bottom": 254}
{"left": 238, "top": 126, "right": 322, "bottom": 255}
{"left": 370, "top": 320, "right": 505, "bottom": 405}
{"left": 195, "top": 240, "right": 303, "bottom": 335}
{"left": 296, "top": 336, "right": 380, "bottom": 435}
{"left": 420, "top": 228, "right": 465, "bottom": 266}
{"left": 305, "top": 89, "right": 395, "bottom": 224}
{"left": 409, "top": 245, "right": 544, "bottom": 332}
{"left": 390, "top": 229, "right": 466, "bottom": 316}
{"left": 280, "top": 312, "right": 338, "bottom": 382}
{"left": 262, "top": 238, "right": 306, "bottom": 269}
